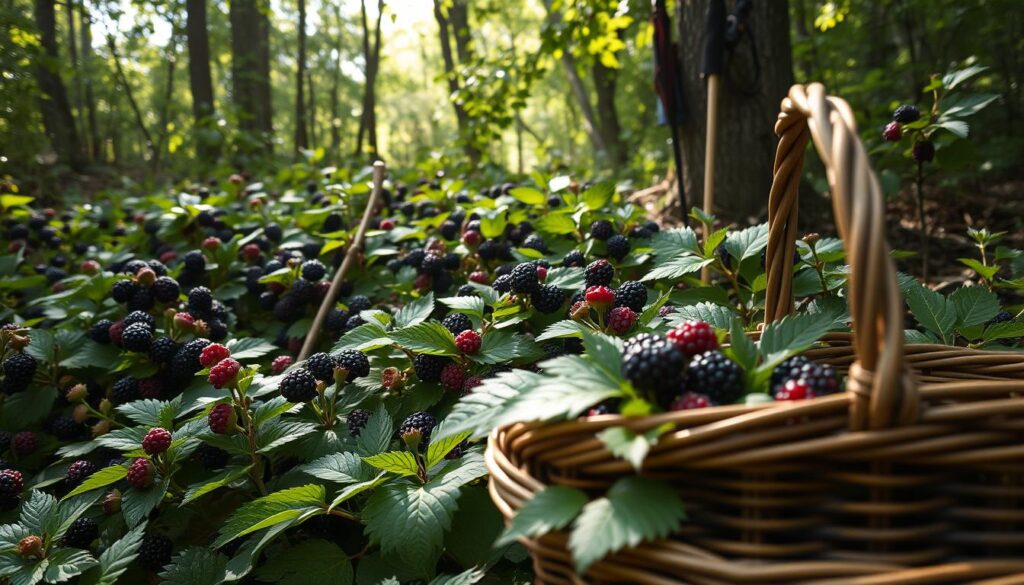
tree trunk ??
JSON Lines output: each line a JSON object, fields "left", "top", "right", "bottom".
{"left": 107, "top": 34, "right": 156, "bottom": 163}
{"left": 677, "top": 0, "right": 794, "bottom": 220}
{"left": 186, "top": 0, "right": 218, "bottom": 162}
{"left": 330, "top": 5, "right": 343, "bottom": 155}
{"left": 307, "top": 70, "right": 316, "bottom": 149}
{"left": 294, "top": 0, "right": 309, "bottom": 153}
{"left": 353, "top": 0, "right": 370, "bottom": 156}
{"left": 354, "top": 0, "right": 382, "bottom": 159}
{"left": 34, "top": 0, "right": 84, "bottom": 170}
{"left": 433, "top": 0, "right": 480, "bottom": 164}
{"left": 65, "top": 0, "right": 85, "bottom": 143}
{"left": 79, "top": 5, "right": 100, "bottom": 162}
{"left": 153, "top": 33, "right": 179, "bottom": 172}
{"left": 231, "top": 0, "right": 273, "bottom": 155}
{"left": 591, "top": 60, "right": 625, "bottom": 167}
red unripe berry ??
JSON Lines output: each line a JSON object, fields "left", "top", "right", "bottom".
{"left": 469, "top": 271, "right": 489, "bottom": 284}
{"left": 440, "top": 363, "right": 466, "bottom": 393}
{"left": 126, "top": 458, "right": 155, "bottom": 489}
{"left": 208, "top": 358, "right": 241, "bottom": 388}
{"left": 159, "top": 250, "right": 178, "bottom": 264}
{"left": 271, "top": 355, "right": 294, "bottom": 375}
{"left": 241, "top": 243, "right": 261, "bottom": 261}
{"left": 455, "top": 330, "right": 482, "bottom": 354}
{"left": 606, "top": 306, "right": 636, "bottom": 334}
{"left": 199, "top": 343, "right": 231, "bottom": 368}
{"left": 462, "top": 231, "right": 481, "bottom": 247}
{"left": 536, "top": 266, "right": 548, "bottom": 281}
{"left": 463, "top": 376, "right": 483, "bottom": 392}
{"left": 13, "top": 431, "right": 36, "bottom": 456}
{"left": 81, "top": 260, "right": 100, "bottom": 275}
{"left": 201, "top": 237, "right": 221, "bottom": 251}
{"left": 585, "top": 286, "right": 614, "bottom": 307}
{"left": 108, "top": 320, "right": 125, "bottom": 346}
{"left": 775, "top": 379, "right": 815, "bottom": 401}
{"left": 208, "top": 403, "right": 236, "bottom": 434}
{"left": 141, "top": 427, "right": 172, "bottom": 455}
{"left": 666, "top": 320, "right": 718, "bottom": 357}
{"left": 380, "top": 219, "right": 396, "bottom": 230}
{"left": 883, "top": 121, "right": 902, "bottom": 142}
{"left": 173, "top": 312, "right": 195, "bottom": 330}
{"left": 671, "top": 392, "right": 712, "bottom": 410}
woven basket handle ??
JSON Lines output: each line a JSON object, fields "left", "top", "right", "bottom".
{"left": 762, "top": 84, "right": 917, "bottom": 430}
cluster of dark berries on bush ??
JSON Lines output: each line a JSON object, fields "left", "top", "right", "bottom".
{"left": 1, "top": 351, "right": 37, "bottom": 394}
{"left": 399, "top": 411, "right": 436, "bottom": 451}
{"left": 770, "top": 355, "right": 840, "bottom": 400}
{"left": 567, "top": 278, "right": 648, "bottom": 336}
{"left": 110, "top": 261, "right": 180, "bottom": 312}
{"left": 882, "top": 103, "right": 935, "bottom": 162}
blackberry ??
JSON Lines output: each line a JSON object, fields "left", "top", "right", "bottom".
{"left": 443, "top": 253, "right": 460, "bottom": 270}
{"left": 88, "top": 319, "right": 114, "bottom": 343}
{"left": 183, "top": 250, "right": 206, "bottom": 273}
{"left": 279, "top": 368, "right": 318, "bottom": 402}
{"left": 123, "top": 259, "right": 148, "bottom": 275}
{"left": 386, "top": 258, "right": 404, "bottom": 273}
{"left": 345, "top": 314, "right": 365, "bottom": 331}
{"left": 0, "top": 469, "right": 24, "bottom": 508}
{"left": 687, "top": 350, "right": 744, "bottom": 405}
{"left": 188, "top": 287, "right": 213, "bottom": 313}
{"left": 336, "top": 349, "right": 370, "bottom": 382}
{"left": 305, "top": 352, "right": 337, "bottom": 382}
{"left": 170, "top": 338, "right": 212, "bottom": 380}
{"left": 50, "top": 415, "right": 84, "bottom": 441}
{"left": 112, "top": 377, "right": 141, "bottom": 405}
{"left": 301, "top": 260, "right": 326, "bottom": 281}
{"left": 630, "top": 225, "right": 653, "bottom": 239}
{"left": 585, "top": 259, "right": 614, "bottom": 287}
{"left": 893, "top": 104, "right": 921, "bottom": 124}
{"left": 62, "top": 517, "right": 99, "bottom": 548}
{"left": 152, "top": 276, "right": 180, "bottom": 303}
{"left": 13, "top": 432, "right": 36, "bottom": 456}
{"left": 590, "top": 220, "right": 615, "bottom": 241}
{"left": 65, "top": 460, "right": 97, "bottom": 487}
{"left": 127, "top": 287, "right": 155, "bottom": 311}
{"left": 522, "top": 234, "right": 547, "bottom": 253}
{"left": 413, "top": 354, "right": 450, "bottom": 383}
{"left": 442, "top": 313, "right": 472, "bottom": 335}
{"left": 398, "top": 411, "right": 436, "bottom": 449}
{"left": 404, "top": 248, "right": 427, "bottom": 270}
{"left": 347, "top": 295, "right": 371, "bottom": 314}
{"left": 531, "top": 285, "right": 566, "bottom": 314}
{"left": 440, "top": 220, "right": 459, "bottom": 240}
{"left": 456, "top": 284, "right": 476, "bottom": 297}
{"left": 322, "top": 212, "right": 343, "bottom": 232}
{"left": 195, "top": 443, "right": 230, "bottom": 470}
{"left": 912, "top": 140, "right": 935, "bottom": 163}
{"left": 477, "top": 239, "right": 501, "bottom": 261}
{"left": 770, "top": 355, "right": 839, "bottom": 396}
{"left": 124, "top": 310, "right": 155, "bottom": 329}
{"left": 563, "top": 250, "right": 585, "bottom": 268}
{"left": 606, "top": 235, "right": 630, "bottom": 260}
{"left": 207, "top": 319, "right": 228, "bottom": 341}
{"left": 139, "top": 533, "right": 173, "bottom": 571}
{"left": 324, "top": 308, "right": 348, "bottom": 332}
{"left": 149, "top": 337, "right": 178, "bottom": 364}
{"left": 121, "top": 323, "right": 153, "bottom": 353}
{"left": 510, "top": 262, "right": 539, "bottom": 294}
{"left": 492, "top": 274, "right": 512, "bottom": 294}
{"left": 347, "top": 409, "right": 371, "bottom": 437}
{"left": 614, "top": 281, "right": 647, "bottom": 312}
{"left": 3, "top": 353, "right": 37, "bottom": 389}
{"left": 621, "top": 334, "right": 687, "bottom": 405}
{"left": 495, "top": 265, "right": 514, "bottom": 278}
{"left": 420, "top": 254, "right": 444, "bottom": 276}
{"left": 111, "top": 280, "right": 137, "bottom": 303}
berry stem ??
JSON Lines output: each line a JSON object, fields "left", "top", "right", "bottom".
{"left": 916, "top": 158, "right": 928, "bottom": 282}
{"left": 230, "top": 386, "right": 267, "bottom": 496}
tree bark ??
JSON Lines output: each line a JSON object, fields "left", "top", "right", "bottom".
{"left": 433, "top": 0, "right": 480, "bottom": 164}
{"left": 153, "top": 33, "right": 179, "bottom": 172}
{"left": 186, "top": 0, "right": 218, "bottom": 162}
{"left": 677, "top": 0, "right": 794, "bottom": 220}
{"left": 294, "top": 0, "right": 309, "bottom": 153}
{"left": 78, "top": 5, "right": 100, "bottom": 162}
{"left": 307, "top": 70, "right": 316, "bottom": 149}
{"left": 34, "top": 0, "right": 84, "bottom": 170}
{"left": 231, "top": 0, "right": 273, "bottom": 155}
{"left": 65, "top": 0, "right": 85, "bottom": 143}
{"left": 591, "top": 60, "right": 625, "bottom": 167}
{"left": 107, "top": 34, "right": 156, "bottom": 163}
{"left": 330, "top": 5, "right": 343, "bottom": 155}
{"left": 354, "top": 0, "right": 382, "bottom": 158}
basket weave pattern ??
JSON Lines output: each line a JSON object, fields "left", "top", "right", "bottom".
{"left": 486, "top": 84, "right": 1024, "bottom": 584}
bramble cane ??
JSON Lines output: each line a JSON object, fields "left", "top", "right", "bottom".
{"left": 700, "top": 0, "right": 725, "bottom": 283}
{"left": 298, "top": 161, "right": 385, "bottom": 361}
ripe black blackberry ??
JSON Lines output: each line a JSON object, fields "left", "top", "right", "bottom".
{"left": 111, "top": 280, "right": 137, "bottom": 304}
{"left": 443, "top": 253, "right": 460, "bottom": 270}
{"left": 149, "top": 337, "right": 178, "bottom": 365}
{"left": 606, "top": 235, "right": 630, "bottom": 261}
{"left": 322, "top": 212, "right": 343, "bottom": 232}
{"left": 336, "top": 350, "right": 370, "bottom": 381}
{"left": 347, "top": 295, "right": 372, "bottom": 314}
{"left": 477, "top": 239, "right": 501, "bottom": 261}
{"left": 399, "top": 411, "right": 436, "bottom": 448}
{"left": 770, "top": 355, "right": 839, "bottom": 396}
{"left": 301, "top": 260, "right": 326, "bottom": 281}
{"left": 170, "top": 338, "right": 211, "bottom": 380}
{"left": 183, "top": 250, "right": 206, "bottom": 273}
{"left": 345, "top": 314, "right": 365, "bottom": 331}
{"left": 3, "top": 353, "right": 37, "bottom": 388}
{"left": 614, "top": 281, "right": 647, "bottom": 312}
{"left": 440, "top": 220, "right": 459, "bottom": 240}
{"left": 413, "top": 354, "right": 450, "bottom": 383}
{"left": 563, "top": 250, "right": 585, "bottom": 268}
{"left": 522, "top": 234, "right": 547, "bottom": 253}
{"left": 590, "top": 220, "right": 615, "bottom": 241}
{"left": 207, "top": 319, "right": 228, "bottom": 341}
{"left": 111, "top": 377, "right": 139, "bottom": 404}
{"left": 139, "top": 532, "right": 173, "bottom": 571}
{"left": 456, "top": 284, "right": 476, "bottom": 297}
{"left": 715, "top": 243, "right": 732, "bottom": 269}
{"left": 495, "top": 265, "right": 513, "bottom": 277}
{"left": 152, "top": 276, "right": 180, "bottom": 303}
{"left": 123, "top": 259, "right": 148, "bottom": 275}
{"left": 510, "top": 262, "right": 540, "bottom": 294}
{"left": 62, "top": 517, "right": 98, "bottom": 548}
{"left": 687, "top": 350, "right": 744, "bottom": 405}
{"left": 621, "top": 334, "right": 687, "bottom": 405}
{"left": 305, "top": 352, "right": 337, "bottom": 382}
{"left": 531, "top": 285, "right": 566, "bottom": 314}
{"left": 65, "top": 460, "right": 97, "bottom": 487}
{"left": 442, "top": 313, "right": 472, "bottom": 335}
{"left": 893, "top": 104, "right": 921, "bottom": 123}
{"left": 121, "top": 323, "right": 153, "bottom": 353}
{"left": 127, "top": 287, "right": 155, "bottom": 312}
{"left": 585, "top": 259, "right": 614, "bottom": 287}
{"left": 404, "top": 248, "right": 426, "bottom": 270}
{"left": 188, "top": 286, "right": 213, "bottom": 313}
{"left": 279, "top": 368, "right": 318, "bottom": 402}
{"left": 195, "top": 442, "right": 230, "bottom": 470}
{"left": 124, "top": 310, "right": 155, "bottom": 329}
{"left": 347, "top": 409, "right": 371, "bottom": 437}
{"left": 492, "top": 274, "right": 512, "bottom": 294}
{"left": 420, "top": 254, "right": 444, "bottom": 276}
{"left": 0, "top": 468, "right": 22, "bottom": 508}
{"left": 50, "top": 415, "right": 84, "bottom": 441}
{"left": 324, "top": 308, "right": 348, "bottom": 332}
{"left": 88, "top": 319, "right": 114, "bottom": 343}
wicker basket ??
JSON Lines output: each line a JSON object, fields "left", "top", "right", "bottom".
{"left": 486, "top": 84, "right": 1024, "bottom": 584}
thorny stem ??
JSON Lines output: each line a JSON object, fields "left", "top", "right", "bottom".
{"left": 716, "top": 260, "right": 751, "bottom": 323}
{"left": 232, "top": 386, "right": 267, "bottom": 496}
{"left": 916, "top": 159, "right": 928, "bottom": 282}
{"left": 809, "top": 247, "right": 830, "bottom": 297}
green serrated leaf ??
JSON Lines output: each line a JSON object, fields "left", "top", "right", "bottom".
{"left": 641, "top": 255, "right": 713, "bottom": 282}
{"left": 214, "top": 485, "right": 325, "bottom": 548}
{"left": 62, "top": 465, "right": 127, "bottom": 500}
{"left": 670, "top": 302, "right": 737, "bottom": 330}
{"left": 226, "top": 337, "right": 278, "bottom": 360}
{"left": 181, "top": 466, "right": 252, "bottom": 505}
{"left": 122, "top": 480, "right": 169, "bottom": 527}
{"left": 596, "top": 426, "right": 663, "bottom": 471}
{"left": 389, "top": 322, "right": 457, "bottom": 356}
{"left": 723, "top": 223, "right": 769, "bottom": 261}
{"left": 727, "top": 319, "right": 758, "bottom": 372}
{"left": 254, "top": 539, "right": 352, "bottom": 585}
{"left": 495, "top": 485, "right": 587, "bottom": 547}
{"left": 950, "top": 286, "right": 1000, "bottom": 328}
{"left": 394, "top": 293, "right": 435, "bottom": 328}
{"left": 545, "top": 267, "right": 585, "bottom": 290}
{"left": 425, "top": 431, "right": 472, "bottom": 469}
{"left": 158, "top": 546, "right": 228, "bottom": 585}
{"left": 536, "top": 320, "right": 588, "bottom": 342}
{"left": 905, "top": 283, "right": 956, "bottom": 342}
{"left": 356, "top": 407, "right": 394, "bottom": 456}
{"left": 91, "top": 523, "right": 146, "bottom": 585}
{"left": 757, "top": 312, "right": 834, "bottom": 367}
{"left": 363, "top": 451, "right": 420, "bottom": 477}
